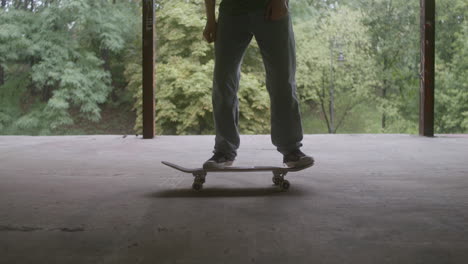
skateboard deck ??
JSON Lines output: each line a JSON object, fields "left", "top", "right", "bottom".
{"left": 161, "top": 161, "right": 314, "bottom": 191}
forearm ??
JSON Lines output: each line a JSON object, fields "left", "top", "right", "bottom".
{"left": 204, "top": 0, "right": 216, "bottom": 23}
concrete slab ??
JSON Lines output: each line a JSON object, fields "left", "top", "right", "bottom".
{"left": 0, "top": 134, "right": 467, "bottom": 264}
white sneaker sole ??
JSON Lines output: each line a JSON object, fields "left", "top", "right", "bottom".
{"left": 284, "top": 157, "right": 314, "bottom": 168}
{"left": 203, "top": 160, "right": 234, "bottom": 170}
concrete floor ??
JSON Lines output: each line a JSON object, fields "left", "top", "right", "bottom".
{"left": 0, "top": 134, "right": 468, "bottom": 264}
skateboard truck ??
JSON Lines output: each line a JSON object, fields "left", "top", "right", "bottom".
{"left": 272, "top": 169, "right": 290, "bottom": 190}
{"left": 192, "top": 171, "right": 207, "bottom": 191}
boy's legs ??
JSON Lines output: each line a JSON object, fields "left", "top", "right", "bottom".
{"left": 251, "top": 12, "right": 304, "bottom": 155}
{"left": 212, "top": 12, "right": 253, "bottom": 159}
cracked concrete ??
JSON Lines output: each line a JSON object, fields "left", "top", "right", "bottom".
{"left": 0, "top": 134, "right": 468, "bottom": 264}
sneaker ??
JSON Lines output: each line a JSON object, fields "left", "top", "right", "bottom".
{"left": 203, "top": 152, "right": 235, "bottom": 169}
{"left": 283, "top": 149, "right": 314, "bottom": 168}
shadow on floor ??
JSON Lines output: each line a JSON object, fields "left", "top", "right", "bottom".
{"left": 146, "top": 186, "right": 310, "bottom": 198}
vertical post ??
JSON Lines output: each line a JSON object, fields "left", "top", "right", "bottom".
{"left": 142, "top": 0, "right": 155, "bottom": 139}
{"left": 419, "top": 0, "right": 435, "bottom": 137}
{"left": 329, "top": 38, "right": 335, "bottom": 134}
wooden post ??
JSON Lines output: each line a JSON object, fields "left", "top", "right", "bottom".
{"left": 142, "top": 0, "right": 155, "bottom": 139}
{"left": 419, "top": 0, "right": 435, "bottom": 137}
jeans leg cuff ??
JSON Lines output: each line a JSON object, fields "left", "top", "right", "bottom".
{"left": 277, "top": 142, "right": 303, "bottom": 155}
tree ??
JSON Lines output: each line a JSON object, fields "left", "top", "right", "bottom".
{"left": 359, "top": 0, "right": 420, "bottom": 133}
{"left": 295, "top": 6, "right": 376, "bottom": 133}
{"left": 434, "top": 0, "right": 468, "bottom": 133}
{"left": 0, "top": 0, "right": 137, "bottom": 134}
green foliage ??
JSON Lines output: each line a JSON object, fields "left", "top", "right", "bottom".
{"left": 436, "top": 0, "right": 467, "bottom": 63}
{"left": 1, "top": 0, "right": 467, "bottom": 135}
{"left": 124, "top": 60, "right": 143, "bottom": 134}
{"left": 295, "top": 6, "right": 377, "bottom": 133}
{"left": 0, "top": 0, "right": 137, "bottom": 135}
{"left": 0, "top": 71, "right": 29, "bottom": 133}
{"left": 359, "top": 0, "right": 420, "bottom": 133}
{"left": 435, "top": 10, "right": 468, "bottom": 133}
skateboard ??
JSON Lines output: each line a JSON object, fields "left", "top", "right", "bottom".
{"left": 161, "top": 161, "right": 314, "bottom": 191}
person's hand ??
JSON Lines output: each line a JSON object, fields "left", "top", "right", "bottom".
{"left": 265, "top": 0, "right": 289, "bottom": 21}
{"left": 203, "top": 20, "right": 217, "bottom": 43}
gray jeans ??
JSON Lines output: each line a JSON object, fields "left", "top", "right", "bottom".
{"left": 212, "top": 9, "right": 303, "bottom": 158}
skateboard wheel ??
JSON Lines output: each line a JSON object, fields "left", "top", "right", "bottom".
{"left": 192, "top": 182, "right": 203, "bottom": 191}
{"left": 195, "top": 177, "right": 205, "bottom": 184}
{"left": 280, "top": 180, "right": 290, "bottom": 190}
{"left": 272, "top": 176, "right": 282, "bottom": 186}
